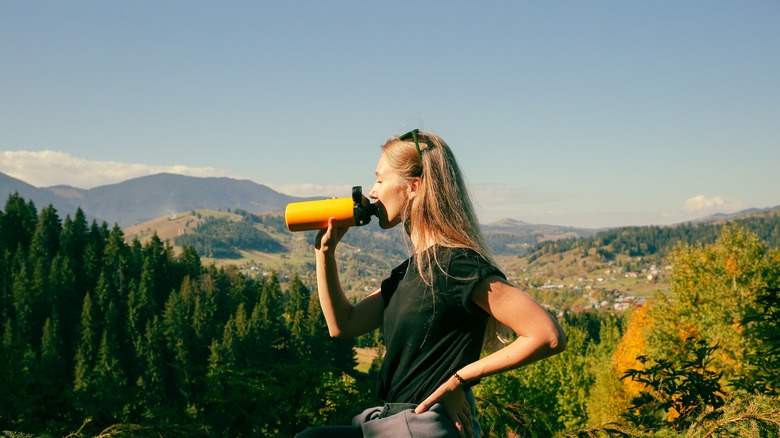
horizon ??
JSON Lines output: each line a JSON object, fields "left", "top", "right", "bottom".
{"left": 3, "top": 168, "right": 777, "bottom": 231}
{"left": 2, "top": 2, "right": 778, "bottom": 229}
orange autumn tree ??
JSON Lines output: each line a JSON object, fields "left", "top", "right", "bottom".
{"left": 613, "top": 303, "right": 652, "bottom": 399}
{"left": 581, "top": 302, "right": 653, "bottom": 426}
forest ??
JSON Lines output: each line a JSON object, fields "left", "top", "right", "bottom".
{"left": 527, "top": 214, "right": 780, "bottom": 261}
{"left": 1, "top": 192, "right": 779, "bottom": 437}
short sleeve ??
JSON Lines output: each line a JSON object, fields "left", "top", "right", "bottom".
{"left": 381, "top": 259, "right": 410, "bottom": 307}
{"left": 445, "top": 249, "right": 506, "bottom": 315}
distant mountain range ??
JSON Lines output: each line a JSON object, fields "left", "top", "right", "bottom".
{"left": 0, "top": 171, "right": 316, "bottom": 228}
{"left": 681, "top": 207, "right": 780, "bottom": 225}
{"left": 1, "top": 170, "right": 776, "bottom": 239}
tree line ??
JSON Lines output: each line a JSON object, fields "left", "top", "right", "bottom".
{"left": 527, "top": 212, "right": 780, "bottom": 262}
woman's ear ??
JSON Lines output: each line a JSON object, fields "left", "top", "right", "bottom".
{"left": 408, "top": 176, "right": 422, "bottom": 199}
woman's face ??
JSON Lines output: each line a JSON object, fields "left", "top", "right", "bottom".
{"left": 368, "top": 154, "right": 412, "bottom": 229}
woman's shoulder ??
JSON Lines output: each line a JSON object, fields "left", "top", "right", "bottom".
{"left": 432, "top": 244, "right": 485, "bottom": 259}
{"left": 432, "top": 245, "right": 493, "bottom": 272}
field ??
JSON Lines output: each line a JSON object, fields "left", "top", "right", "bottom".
{"left": 354, "top": 347, "right": 380, "bottom": 374}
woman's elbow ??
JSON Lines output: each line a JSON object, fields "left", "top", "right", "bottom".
{"left": 547, "top": 326, "right": 567, "bottom": 355}
{"left": 328, "top": 327, "right": 347, "bottom": 339}
{"left": 327, "top": 325, "right": 356, "bottom": 340}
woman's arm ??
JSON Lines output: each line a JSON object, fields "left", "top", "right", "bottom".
{"left": 315, "top": 218, "right": 384, "bottom": 339}
{"left": 414, "top": 275, "right": 567, "bottom": 435}
{"left": 458, "top": 275, "right": 567, "bottom": 380}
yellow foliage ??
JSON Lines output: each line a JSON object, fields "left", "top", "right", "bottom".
{"left": 613, "top": 303, "right": 652, "bottom": 399}
{"left": 676, "top": 323, "right": 700, "bottom": 343}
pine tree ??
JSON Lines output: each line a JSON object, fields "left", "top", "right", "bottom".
{"left": 48, "top": 254, "right": 79, "bottom": 364}
{"left": 29, "top": 205, "right": 62, "bottom": 263}
{"left": 141, "top": 234, "right": 177, "bottom": 310}
{"left": 40, "top": 312, "right": 63, "bottom": 374}
{"left": 191, "top": 273, "right": 220, "bottom": 355}
{"left": 138, "top": 315, "right": 167, "bottom": 412}
{"left": 177, "top": 244, "right": 203, "bottom": 280}
{"left": 0, "top": 192, "right": 37, "bottom": 257}
{"left": 286, "top": 275, "right": 311, "bottom": 356}
{"left": 303, "top": 290, "right": 355, "bottom": 374}
{"left": 305, "top": 290, "right": 330, "bottom": 365}
{"left": 74, "top": 293, "right": 97, "bottom": 392}
{"left": 100, "top": 226, "right": 134, "bottom": 373}
{"left": 128, "top": 266, "right": 154, "bottom": 359}
{"left": 60, "top": 208, "right": 89, "bottom": 277}
{"left": 258, "top": 272, "right": 286, "bottom": 350}
{"left": 91, "top": 329, "right": 128, "bottom": 422}
{"left": 82, "top": 221, "right": 109, "bottom": 295}
{"left": 11, "top": 261, "right": 33, "bottom": 343}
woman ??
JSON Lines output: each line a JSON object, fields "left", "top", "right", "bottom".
{"left": 297, "top": 130, "right": 567, "bottom": 438}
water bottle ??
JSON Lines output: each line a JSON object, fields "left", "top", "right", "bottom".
{"left": 284, "top": 186, "right": 378, "bottom": 232}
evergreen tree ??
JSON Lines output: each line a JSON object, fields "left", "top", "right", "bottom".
{"left": 177, "top": 244, "right": 203, "bottom": 280}
{"left": 304, "top": 290, "right": 356, "bottom": 374}
{"left": 60, "top": 208, "right": 89, "bottom": 284}
{"left": 48, "top": 254, "right": 79, "bottom": 365}
{"left": 29, "top": 205, "right": 62, "bottom": 263}
{"left": 140, "top": 234, "right": 178, "bottom": 310}
{"left": 137, "top": 315, "right": 168, "bottom": 417}
{"left": 82, "top": 221, "right": 109, "bottom": 295}
{"left": 305, "top": 290, "right": 331, "bottom": 366}
{"left": 40, "top": 312, "right": 64, "bottom": 376}
{"left": 0, "top": 192, "right": 37, "bottom": 257}
{"left": 286, "top": 275, "right": 311, "bottom": 356}
{"left": 258, "top": 272, "right": 286, "bottom": 350}
{"left": 36, "top": 311, "right": 71, "bottom": 429}
{"left": 90, "top": 330, "right": 128, "bottom": 423}
{"left": 11, "top": 261, "right": 33, "bottom": 343}
{"left": 191, "top": 274, "right": 218, "bottom": 347}
{"left": 73, "top": 293, "right": 97, "bottom": 393}
{"left": 161, "top": 285, "right": 194, "bottom": 404}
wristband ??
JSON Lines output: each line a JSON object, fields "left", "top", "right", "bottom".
{"left": 452, "top": 372, "right": 470, "bottom": 391}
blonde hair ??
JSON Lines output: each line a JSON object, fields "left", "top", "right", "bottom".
{"left": 381, "top": 130, "right": 509, "bottom": 349}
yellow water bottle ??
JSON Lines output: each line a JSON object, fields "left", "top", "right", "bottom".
{"left": 284, "top": 186, "right": 377, "bottom": 232}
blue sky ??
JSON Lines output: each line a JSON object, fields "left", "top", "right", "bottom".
{"left": 1, "top": 1, "right": 778, "bottom": 228}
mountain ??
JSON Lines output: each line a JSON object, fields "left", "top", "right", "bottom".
{"left": 0, "top": 172, "right": 80, "bottom": 215}
{"left": 3, "top": 169, "right": 777, "bottom": 233}
{"left": 681, "top": 206, "right": 780, "bottom": 225}
{"left": 481, "top": 217, "right": 597, "bottom": 255}
{"left": 0, "top": 171, "right": 317, "bottom": 227}
{"left": 483, "top": 217, "right": 597, "bottom": 239}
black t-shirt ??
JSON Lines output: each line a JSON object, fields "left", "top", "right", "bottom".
{"left": 377, "top": 246, "right": 506, "bottom": 404}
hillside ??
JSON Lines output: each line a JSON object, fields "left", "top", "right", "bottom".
{"left": 123, "top": 207, "right": 664, "bottom": 314}
{"left": 122, "top": 205, "right": 780, "bottom": 311}
{"left": 125, "top": 208, "right": 409, "bottom": 296}
{"left": 483, "top": 218, "right": 596, "bottom": 255}
{"left": 506, "top": 207, "right": 780, "bottom": 312}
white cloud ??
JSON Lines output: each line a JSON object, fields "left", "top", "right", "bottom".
{"left": 683, "top": 195, "right": 727, "bottom": 212}
{"left": 677, "top": 195, "right": 746, "bottom": 218}
{"left": 0, "top": 150, "right": 231, "bottom": 189}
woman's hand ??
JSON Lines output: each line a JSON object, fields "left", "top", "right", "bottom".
{"left": 314, "top": 217, "right": 349, "bottom": 254}
{"left": 414, "top": 376, "right": 474, "bottom": 438}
